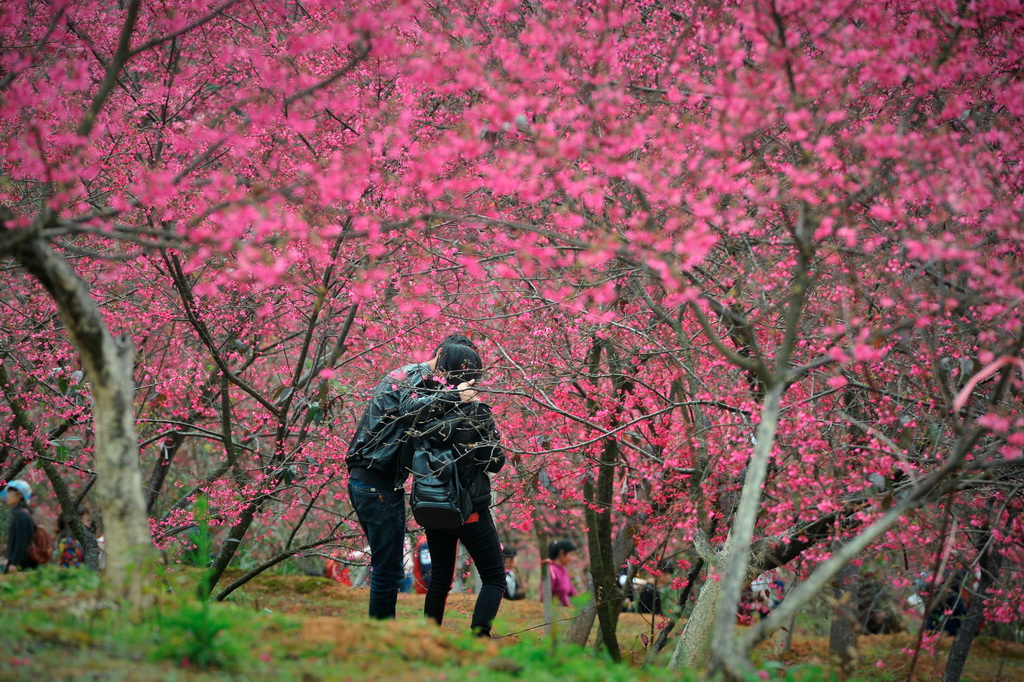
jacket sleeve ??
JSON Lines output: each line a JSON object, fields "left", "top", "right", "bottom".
{"left": 347, "top": 365, "right": 458, "bottom": 465}
{"left": 468, "top": 404, "right": 504, "bottom": 473}
{"left": 6, "top": 508, "right": 34, "bottom": 571}
{"left": 471, "top": 430, "right": 504, "bottom": 473}
{"left": 392, "top": 365, "right": 460, "bottom": 426}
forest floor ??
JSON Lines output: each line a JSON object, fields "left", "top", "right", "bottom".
{"left": 1, "top": 566, "right": 1022, "bottom": 681}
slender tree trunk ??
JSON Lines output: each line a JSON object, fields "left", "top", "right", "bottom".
{"left": 14, "top": 236, "right": 152, "bottom": 603}
{"left": 563, "top": 337, "right": 623, "bottom": 651}
{"left": 38, "top": 458, "right": 102, "bottom": 570}
{"left": 565, "top": 596, "right": 598, "bottom": 646}
{"left": 583, "top": 439, "right": 622, "bottom": 660}
{"left": 645, "top": 557, "right": 704, "bottom": 665}
{"left": 779, "top": 612, "right": 797, "bottom": 654}
{"left": 709, "top": 382, "right": 785, "bottom": 676}
{"left": 538, "top": 527, "right": 553, "bottom": 637}
{"left": 568, "top": 515, "right": 641, "bottom": 649}
{"left": 828, "top": 546, "right": 861, "bottom": 677}
{"left": 202, "top": 500, "right": 257, "bottom": 597}
{"left": 942, "top": 534, "right": 1003, "bottom": 682}
{"left": 145, "top": 431, "right": 184, "bottom": 514}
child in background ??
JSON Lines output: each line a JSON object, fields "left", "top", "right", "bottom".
{"left": 56, "top": 507, "right": 93, "bottom": 568}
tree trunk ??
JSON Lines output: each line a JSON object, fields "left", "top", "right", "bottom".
{"left": 565, "top": 595, "right": 598, "bottom": 646}
{"left": 204, "top": 500, "right": 257, "bottom": 597}
{"left": 645, "top": 557, "right": 704, "bottom": 665}
{"left": 38, "top": 458, "right": 102, "bottom": 571}
{"left": 568, "top": 514, "right": 641, "bottom": 650}
{"left": 667, "top": 503, "right": 871, "bottom": 673}
{"left": 583, "top": 439, "right": 622, "bottom": 661}
{"left": 778, "top": 612, "right": 797, "bottom": 654}
{"left": 942, "top": 534, "right": 1003, "bottom": 682}
{"left": 709, "top": 382, "right": 785, "bottom": 675}
{"left": 14, "top": 236, "right": 152, "bottom": 604}
{"left": 828, "top": 548, "right": 860, "bottom": 677}
{"left": 145, "top": 430, "right": 186, "bottom": 514}
{"left": 669, "top": 546, "right": 728, "bottom": 672}
{"left": 537, "top": 526, "right": 553, "bottom": 637}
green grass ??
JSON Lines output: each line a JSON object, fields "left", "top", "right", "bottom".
{"left": 1, "top": 566, "right": 1021, "bottom": 681}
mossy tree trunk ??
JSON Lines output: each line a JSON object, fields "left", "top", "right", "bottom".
{"left": 12, "top": 235, "right": 153, "bottom": 603}
{"left": 583, "top": 446, "right": 622, "bottom": 661}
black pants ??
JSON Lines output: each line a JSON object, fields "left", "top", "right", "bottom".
{"left": 424, "top": 508, "right": 505, "bottom": 636}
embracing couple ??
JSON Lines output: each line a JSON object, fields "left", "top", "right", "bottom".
{"left": 345, "top": 334, "right": 506, "bottom": 637}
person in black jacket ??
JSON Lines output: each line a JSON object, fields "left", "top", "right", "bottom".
{"left": 3, "top": 480, "right": 39, "bottom": 574}
{"left": 346, "top": 334, "right": 479, "bottom": 619}
{"left": 415, "top": 348, "right": 506, "bottom": 637}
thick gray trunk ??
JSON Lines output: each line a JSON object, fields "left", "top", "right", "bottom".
{"left": 91, "top": 334, "right": 152, "bottom": 602}
{"left": 735, "top": 467, "right": 967, "bottom": 657}
{"left": 14, "top": 237, "right": 152, "bottom": 602}
{"left": 669, "top": 546, "right": 726, "bottom": 672}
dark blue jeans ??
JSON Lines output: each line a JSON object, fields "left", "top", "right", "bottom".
{"left": 424, "top": 509, "right": 506, "bottom": 636}
{"left": 348, "top": 478, "right": 406, "bottom": 619}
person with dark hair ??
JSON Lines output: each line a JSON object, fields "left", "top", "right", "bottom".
{"left": 434, "top": 343, "right": 483, "bottom": 386}
{"left": 545, "top": 540, "right": 579, "bottom": 607}
{"left": 417, "top": 394, "right": 506, "bottom": 637}
{"left": 503, "top": 547, "right": 526, "bottom": 600}
{"left": 2, "top": 480, "right": 39, "bottom": 574}
{"left": 346, "top": 334, "right": 480, "bottom": 619}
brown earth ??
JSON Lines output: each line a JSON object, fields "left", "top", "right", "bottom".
{"left": 232, "top": 576, "right": 1024, "bottom": 680}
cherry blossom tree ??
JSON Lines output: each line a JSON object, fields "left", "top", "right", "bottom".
{"left": 2, "top": 0, "right": 1022, "bottom": 675}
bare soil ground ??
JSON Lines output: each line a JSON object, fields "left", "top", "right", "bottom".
{"left": 237, "top": 576, "right": 1024, "bottom": 681}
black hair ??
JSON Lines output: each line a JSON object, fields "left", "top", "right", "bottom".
{"left": 548, "top": 539, "right": 578, "bottom": 561}
{"left": 503, "top": 546, "right": 518, "bottom": 559}
{"left": 436, "top": 343, "right": 482, "bottom": 385}
{"left": 434, "top": 334, "right": 478, "bottom": 356}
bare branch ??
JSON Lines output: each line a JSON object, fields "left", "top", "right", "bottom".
{"left": 128, "top": 0, "right": 243, "bottom": 57}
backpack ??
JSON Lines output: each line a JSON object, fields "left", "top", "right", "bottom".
{"left": 410, "top": 443, "right": 472, "bottom": 530}
{"left": 27, "top": 518, "right": 54, "bottom": 565}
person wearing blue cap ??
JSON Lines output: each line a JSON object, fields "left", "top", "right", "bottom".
{"left": 3, "top": 480, "right": 39, "bottom": 574}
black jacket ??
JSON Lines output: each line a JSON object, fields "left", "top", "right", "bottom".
{"left": 5, "top": 503, "right": 38, "bottom": 573}
{"left": 346, "top": 363, "right": 463, "bottom": 489}
{"left": 414, "top": 401, "right": 504, "bottom": 511}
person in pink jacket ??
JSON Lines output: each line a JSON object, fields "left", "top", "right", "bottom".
{"left": 544, "top": 540, "right": 579, "bottom": 607}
